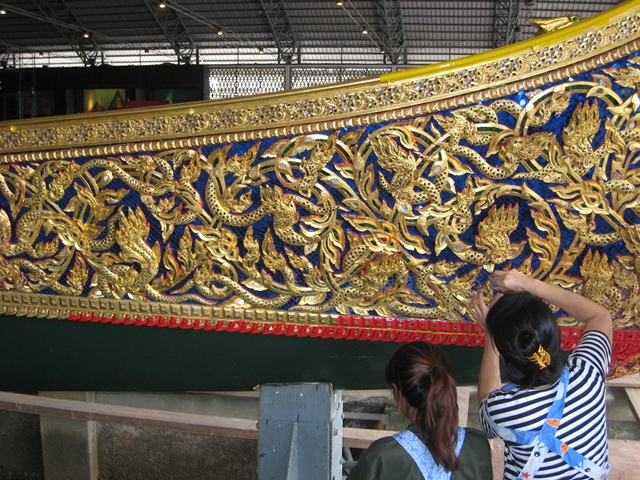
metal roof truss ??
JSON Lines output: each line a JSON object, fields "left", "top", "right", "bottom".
{"left": 144, "top": 0, "right": 195, "bottom": 65}
{"left": 30, "top": 0, "right": 101, "bottom": 66}
{"left": 375, "top": 0, "right": 406, "bottom": 64}
{"left": 259, "top": 0, "right": 299, "bottom": 64}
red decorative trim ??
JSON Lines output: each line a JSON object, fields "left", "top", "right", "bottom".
{"left": 612, "top": 352, "right": 640, "bottom": 377}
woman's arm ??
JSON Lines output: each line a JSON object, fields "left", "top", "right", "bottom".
{"left": 468, "top": 290, "right": 501, "bottom": 400}
{"left": 493, "top": 270, "right": 612, "bottom": 342}
{"left": 477, "top": 328, "right": 501, "bottom": 401}
{"left": 470, "top": 269, "right": 612, "bottom": 400}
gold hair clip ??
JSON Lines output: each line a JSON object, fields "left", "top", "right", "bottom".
{"left": 528, "top": 345, "right": 551, "bottom": 370}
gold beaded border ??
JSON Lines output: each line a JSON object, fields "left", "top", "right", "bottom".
{"left": 1, "top": 7, "right": 640, "bottom": 162}
{"left": 1, "top": 38, "right": 638, "bottom": 165}
{"left": 0, "top": 291, "right": 337, "bottom": 327}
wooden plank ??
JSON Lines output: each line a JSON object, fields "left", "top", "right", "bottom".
{"left": 607, "top": 374, "right": 640, "bottom": 389}
{"left": 343, "top": 412, "right": 387, "bottom": 422}
{"left": 0, "top": 391, "right": 403, "bottom": 449}
{"left": 623, "top": 387, "right": 640, "bottom": 428}
{"left": 343, "top": 427, "right": 397, "bottom": 449}
{"left": 0, "top": 391, "right": 258, "bottom": 440}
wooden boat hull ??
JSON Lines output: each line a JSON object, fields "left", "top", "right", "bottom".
{"left": 1, "top": 1, "right": 640, "bottom": 390}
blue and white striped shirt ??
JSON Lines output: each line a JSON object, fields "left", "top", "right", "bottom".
{"left": 479, "top": 330, "right": 612, "bottom": 480}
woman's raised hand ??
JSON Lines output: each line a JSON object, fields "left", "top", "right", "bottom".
{"left": 492, "top": 269, "right": 533, "bottom": 293}
{"left": 467, "top": 290, "right": 492, "bottom": 331}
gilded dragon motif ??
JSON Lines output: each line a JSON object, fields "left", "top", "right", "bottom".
{"left": 3, "top": 55, "right": 640, "bottom": 332}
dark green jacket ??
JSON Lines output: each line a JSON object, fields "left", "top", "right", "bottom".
{"left": 346, "top": 422, "right": 493, "bottom": 480}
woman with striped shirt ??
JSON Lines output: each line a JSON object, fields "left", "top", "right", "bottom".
{"left": 468, "top": 269, "right": 612, "bottom": 480}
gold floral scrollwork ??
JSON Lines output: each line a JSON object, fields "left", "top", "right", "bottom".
{"left": 3, "top": 60, "right": 640, "bottom": 329}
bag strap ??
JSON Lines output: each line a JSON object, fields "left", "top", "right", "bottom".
{"left": 393, "top": 427, "right": 465, "bottom": 480}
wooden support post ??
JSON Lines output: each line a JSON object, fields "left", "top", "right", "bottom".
{"left": 40, "top": 393, "right": 98, "bottom": 480}
{"left": 607, "top": 374, "right": 640, "bottom": 428}
{"left": 624, "top": 388, "right": 640, "bottom": 428}
{"left": 457, "top": 386, "right": 471, "bottom": 428}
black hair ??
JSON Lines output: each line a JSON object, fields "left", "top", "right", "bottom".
{"left": 486, "top": 291, "right": 562, "bottom": 388}
{"left": 385, "top": 342, "right": 459, "bottom": 471}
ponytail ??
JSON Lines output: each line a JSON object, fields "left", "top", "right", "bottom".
{"left": 385, "top": 342, "right": 460, "bottom": 471}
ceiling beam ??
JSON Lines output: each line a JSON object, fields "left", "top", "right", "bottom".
{"left": 144, "top": 0, "right": 195, "bottom": 65}
{"left": 0, "top": 40, "right": 16, "bottom": 68}
{"left": 493, "top": 0, "right": 525, "bottom": 48}
{"left": 30, "top": 0, "right": 101, "bottom": 66}
{"left": 375, "top": 0, "right": 406, "bottom": 64}
{"left": 258, "top": 0, "right": 299, "bottom": 64}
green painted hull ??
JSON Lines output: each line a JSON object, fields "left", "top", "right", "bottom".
{"left": 0, "top": 315, "right": 482, "bottom": 391}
